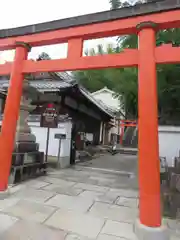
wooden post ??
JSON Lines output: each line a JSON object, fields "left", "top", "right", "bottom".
{"left": 120, "top": 121, "right": 124, "bottom": 145}
{"left": 0, "top": 42, "right": 30, "bottom": 191}
{"left": 137, "top": 22, "right": 161, "bottom": 227}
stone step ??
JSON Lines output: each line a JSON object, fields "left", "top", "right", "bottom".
{"left": 118, "top": 148, "right": 138, "bottom": 155}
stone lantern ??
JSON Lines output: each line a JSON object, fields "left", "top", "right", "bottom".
{"left": 13, "top": 80, "right": 40, "bottom": 165}
{"left": 0, "top": 79, "right": 46, "bottom": 183}
{"left": 16, "top": 80, "right": 37, "bottom": 145}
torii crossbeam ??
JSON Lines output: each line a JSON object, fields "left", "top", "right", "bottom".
{"left": 0, "top": 1, "right": 179, "bottom": 239}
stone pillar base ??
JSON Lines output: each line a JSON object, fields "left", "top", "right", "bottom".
{"left": 57, "top": 156, "right": 71, "bottom": 169}
{"left": 16, "top": 133, "right": 36, "bottom": 143}
{"left": 134, "top": 219, "right": 170, "bottom": 240}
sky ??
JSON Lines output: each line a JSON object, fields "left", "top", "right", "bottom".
{"left": 0, "top": 0, "right": 118, "bottom": 63}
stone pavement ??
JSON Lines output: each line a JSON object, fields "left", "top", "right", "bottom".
{"left": 0, "top": 165, "right": 179, "bottom": 239}
{"left": 77, "top": 153, "right": 138, "bottom": 176}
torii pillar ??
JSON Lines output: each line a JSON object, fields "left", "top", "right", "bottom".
{"left": 134, "top": 22, "right": 169, "bottom": 240}
{"left": 0, "top": 42, "right": 30, "bottom": 191}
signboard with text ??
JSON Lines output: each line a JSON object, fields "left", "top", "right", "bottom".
{"left": 54, "top": 133, "right": 66, "bottom": 139}
{"left": 40, "top": 103, "right": 59, "bottom": 128}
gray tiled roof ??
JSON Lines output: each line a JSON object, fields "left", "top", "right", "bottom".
{"left": 0, "top": 74, "right": 114, "bottom": 117}
{"left": 0, "top": 79, "right": 72, "bottom": 92}
{"left": 56, "top": 72, "right": 76, "bottom": 83}
{"left": 28, "top": 80, "right": 72, "bottom": 92}
{"left": 79, "top": 87, "right": 114, "bottom": 117}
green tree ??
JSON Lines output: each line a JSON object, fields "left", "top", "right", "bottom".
{"left": 109, "top": 0, "right": 121, "bottom": 9}
{"left": 74, "top": 0, "right": 180, "bottom": 121}
{"left": 74, "top": 44, "right": 138, "bottom": 118}
{"left": 109, "top": 0, "right": 131, "bottom": 9}
{"left": 109, "top": 0, "right": 180, "bottom": 122}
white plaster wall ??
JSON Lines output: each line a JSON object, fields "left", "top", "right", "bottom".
{"left": 86, "top": 133, "right": 93, "bottom": 142}
{"left": 2, "top": 117, "right": 180, "bottom": 167}
{"left": 92, "top": 91, "right": 122, "bottom": 137}
{"left": 158, "top": 125, "right": 180, "bottom": 167}
{"left": 111, "top": 119, "right": 120, "bottom": 134}
{"left": 29, "top": 121, "right": 72, "bottom": 158}
{"left": 99, "top": 122, "right": 103, "bottom": 142}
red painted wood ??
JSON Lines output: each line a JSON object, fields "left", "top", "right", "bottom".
{"left": 0, "top": 10, "right": 180, "bottom": 50}
{"left": 0, "top": 45, "right": 28, "bottom": 190}
{"left": 138, "top": 26, "right": 161, "bottom": 227}
{"left": 0, "top": 45, "right": 180, "bottom": 76}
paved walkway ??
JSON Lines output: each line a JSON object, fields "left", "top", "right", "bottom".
{"left": 0, "top": 165, "right": 179, "bottom": 239}
{"left": 77, "top": 153, "right": 138, "bottom": 176}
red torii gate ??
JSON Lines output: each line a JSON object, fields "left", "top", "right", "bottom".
{"left": 119, "top": 120, "right": 137, "bottom": 145}
{"left": 0, "top": 1, "right": 179, "bottom": 238}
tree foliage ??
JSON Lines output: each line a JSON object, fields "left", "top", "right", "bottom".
{"left": 74, "top": 0, "right": 180, "bottom": 123}
{"left": 74, "top": 44, "right": 138, "bottom": 118}
{"left": 109, "top": 0, "right": 131, "bottom": 9}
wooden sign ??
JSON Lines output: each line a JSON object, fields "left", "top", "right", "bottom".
{"left": 40, "top": 103, "right": 59, "bottom": 128}
{"left": 54, "top": 133, "right": 66, "bottom": 139}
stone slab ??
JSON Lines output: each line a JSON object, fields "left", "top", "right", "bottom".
{"left": 46, "top": 194, "right": 94, "bottom": 213}
{"left": 41, "top": 177, "right": 76, "bottom": 187}
{"left": 74, "top": 183, "right": 109, "bottom": 193}
{"left": 0, "top": 213, "right": 18, "bottom": 234}
{"left": 45, "top": 209, "right": 105, "bottom": 239}
{"left": 8, "top": 184, "right": 26, "bottom": 194}
{"left": 98, "top": 234, "right": 127, "bottom": 240}
{"left": 79, "top": 190, "right": 103, "bottom": 200}
{"left": 43, "top": 184, "right": 83, "bottom": 196}
{"left": 101, "top": 220, "right": 137, "bottom": 240}
{"left": 109, "top": 189, "right": 138, "bottom": 198}
{"left": 66, "top": 233, "right": 94, "bottom": 240}
{"left": 89, "top": 176, "right": 116, "bottom": 187}
{"left": 166, "top": 218, "right": 180, "bottom": 235}
{"left": 78, "top": 154, "right": 137, "bottom": 176}
{"left": 62, "top": 176, "right": 89, "bottom": 183}
{"left": 89, "top": 176, "right": 116, "bottom": 183}
{"left": 13, "top": 188, "right": 54, "bottom": 203}
{"left": 47, "top": 170, "right": 65, "bottom": 177}
{"left": 4, "top": 200, "right": 56, "bottom": 223}
{"left": 171, "top": 235, "right": 180, "bottom": 240}
{"left": 75, "top": 178, "right": 100, "bottom": 185}
{"left": 56, "top": 168, "right": 89, "bottom": 177}
{"left": 115, "top": 197, "right": 138, "bottom": 208}
{"left": 96, "top": 192, "right": 119, "bottom": 204}
{"left": 0, "top": 190, "right": 10, "bottom": 200}
{"left": 25, "top": 180, "right": 51, "bottom": 189}
{"left": 77, "top": 190, "right": 118, "bottom": 204}
{"left": 0, "top": 220, "right": 67, "bottom": 240}
{"left": 89, "top": 202, "right": 138, "bottom": 223}
{"left": 0, "top": 198, "right": 20, "bottom": 211}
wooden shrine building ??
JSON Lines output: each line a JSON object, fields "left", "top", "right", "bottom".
{"left": 0, "top": 70, "right": 114, "bottom": 149}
